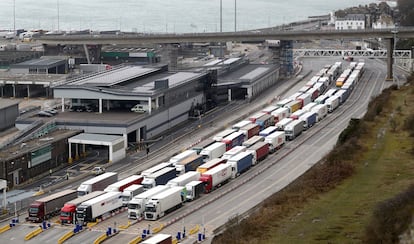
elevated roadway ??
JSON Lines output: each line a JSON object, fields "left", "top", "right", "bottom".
{"left": 35, "top": 27, "right": 414, "bottom": 45}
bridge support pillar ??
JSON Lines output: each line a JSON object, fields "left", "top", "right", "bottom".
{"left": 168, "top": 44, "right": 179, "bottom": 71}
{"left": 386, "top": 38, "right": 394, "bottom": 81}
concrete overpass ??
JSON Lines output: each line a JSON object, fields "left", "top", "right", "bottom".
{"left": 36, "top": 27, "right": 414, "bottom": 79}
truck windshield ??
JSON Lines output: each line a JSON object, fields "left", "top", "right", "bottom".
{"left": 122, "top": 196, "right": 130, "bottom": 202}
{"left": 60, "top": 211, "right": 71, "bottom": 217}
{"left": 186, "top": 188, "right": 193, "bottom": 198}
{"left": 77, "top": 191, "right": 86, "bottom": 197}
{"left": 76, "top": 212, "right": 84, "bottom": 219}
{"left": 142, "top": 183, "right": 152, "bottom": 190}
{"left": 145, "top": 205, "right": 156, "bottom": 212}
{"left": 29, "top": 207, "right": 38, "bottom": 214}
{"left": 128, "top": 203, "right": 140, "bottom": 210}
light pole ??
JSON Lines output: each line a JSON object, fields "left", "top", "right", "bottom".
{"left": 220, "top": 0, "right": 222, "bottom": 32}
{"left": 234, "top": 0, "right": 237, "bottom": 32}
{"left": 391, "top": 28, "right": 398, "bottom": 88}
{"left": 57, "top": 0, "right": 60, "bottom": 31}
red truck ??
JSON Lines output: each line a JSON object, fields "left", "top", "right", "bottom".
{"left": 199, "top": 163, "right": 232, "bottom": 193}
{"left": 60, "top": 191, "right": 105, "bottom": 224}
{"left": 239, "top": 123, "right": 260, "bottom": 139}
{"left": 27, "top": 189, "right": 77, "bottom": 222}
{"left": 246, "top": 141, "right": 269, "bottom": 164}
{"left": 103, "top": 175, "right": 143, "bottom": 192}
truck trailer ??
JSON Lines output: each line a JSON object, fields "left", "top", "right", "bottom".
{"left": 265, "top": 131, "right": 286, "bottom": 153}
{"left": 121, "top": 184, "right": 145, "bottom": 206}
{"left": 255, "top": 113, "right": 275, "bottom": 131}
{"left": 141, "top": 167, "right": 177, "bottom": 190}
{"left": 231, "top": 120, "right": 251, "bottom": 131}
{"left": 300, "top": 112, "right": 317, "bottom": 129}
{"left": 325, "top": 95, "right": 340, "bottom": 113}
{"left": 246, "top": 141, "right": 269, "bottom": 163}
{"left": 239, "top": 123, "right": 260, "bottom": 139}
{"left": 175, "top": 155, "right": 203, "bottom": 175}
{"left": 242, "top": 135, "right": 264, "bottom": 148}
{"left": 127, "top": 185, "right": 169, "bottom": 219}
{"left": 77, "top": 172, "right": 118, "bottom": 196}
{"left": 144, "top": 186, "right": 184, "bottom": 220}
{"left": 28, "top": 189, "right": 77, "bottom": 222}
{"left": 141, "top": 233, "right": 172, "bottom": 244}
{"left": 141, "top": 162, "right": 172, "bottom": 177}
{"left": 221, "top": 146, "right": 247, "bottom": 161}
{"left": 200, "top": 142, "right": 226, "bottom": 162}
{"left": 284, "top": 120, "right": 304, "bottom": 141}
{"left": 185, "top": 181, "right": 204, "bottom": 201}
{"left": 212, "top": 129, "right": 236, "bottom": 141}
{"left": 169, "top": 150, "right": 197, "bottom": 165}
{"left": 222, "top": 131, "right": 245, "bottom": 151}
{"left": 311, "top": 104, "right": 328, "bottom": 121}
{"left": 199, "top": 163, "right": 232, "bottom": 193}
{"left": 191, "top": 138, "right": 215, "bottom": 154}
{"left": 271, "top": 107, "right": 290, "bottom": 123}
{"left": 60, "top": 191, "right": 105, "bottom": 224}
{"left": 76, "top": 191, "right": 122, "bottom": 225}
{"left": 226, "top": 151, "right": 254, "bottom": 178}
{"left": 104, "top": 175, "right": 143, "bottom": 192}
{"left": 276, "top": 118, "right": 293, "bottom": 131}
{"left": 196, "top": 158, "right": 226, "bottom": 174}
{"left": 166, "top": 171, "right": 201, "bottom": 187}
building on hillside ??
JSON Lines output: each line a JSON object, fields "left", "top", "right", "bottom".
{"left": 335, "top": 14, "right": 366, "bottom": 30}
{"left": 372, "top": 14, "right": 396, "bottom": 29}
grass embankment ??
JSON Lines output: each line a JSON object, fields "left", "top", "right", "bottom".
{"left": 213, "top": 77, "right": 414, "bottom": 244}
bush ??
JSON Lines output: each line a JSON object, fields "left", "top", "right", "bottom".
{"left": 403, "top": 114, "right": 414, "bottom": 137}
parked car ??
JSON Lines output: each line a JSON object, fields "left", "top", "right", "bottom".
{"left": 37, "top": 111, "right": 53, "bottom": 117}
{"left": 44, "top": 108, "right": 58, "bottom": 115}
{"left": 91, "top": 167, "right": 105, "bottom": 175}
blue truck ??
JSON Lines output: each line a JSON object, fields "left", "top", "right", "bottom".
{"left": 175, "top": 155, "right": 204, "bottom": 175}
{"left": 226, "top": 151, "right": 254, "bottom": 178}
{"left": 141, "top": 167, "right": 177, "bottom": 190}
{"left": 300, "top": 112, "right": 317, "bottom": 130}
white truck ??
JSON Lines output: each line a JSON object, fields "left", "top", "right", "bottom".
{"left": 271, "top": 107, "right": 290, "bottom": 123}
{"left": 212, "top": 129, "right": 236, "bottom": 141}
{"left": 141, "top": 162, "right": 172, "bottom": 177}
{"left": 302, "top": 102, "right": 317, "bottom": 113}
{"left": 166, "top": 171, "right": 201, "bottom": 187}
{"left": 141, "top": 167, "right": 177, "bottom": 190}
{"left": 199, "top": 163, "right": 232, "bottom": 193}
{"left": 232, "top": 120, "right": 251, "bottom": 131}
{"left": 265, "top": 131, "right": 286, "bottom": 153}
{"left": 221, "top": 146, "right": 247, "bottom": 161}
{"left": 127, "top": 185, "right": 169, "bottom": 219}
{"left": 76, "top": 172, "right": 118, "bottom": 196}
{"left": 76, "top": 191, "right": 122, "bottom": 225}
{"left": 311, "top": 104, "right": 328, "bottom": 122}
{"left": 325, "top": 95, "right": 340, "bottom": 113}
{"left": 200, "top": 142, "right": 226, "bottom": 162}
{"left": 169, "top": 150, "right": 197, "bottom": 165}
{"left": 121, "top": 184, "right": 144, "bottom": 206}
{"left": 284, "top": 119, "right": 304, "bottom": 141}
{"left": 275, "top": 118, "right": 293, "bottom": 131}
{"left": 185, "top": 181, "right": 205, "bottom": 201}
{"left": 144, "top": 186, "right": 184, "bottom": 220}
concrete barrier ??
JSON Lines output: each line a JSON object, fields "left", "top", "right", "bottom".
{"left": 93, "top": 233, "right": 107, "bottom": 244}
{"left": 152, "top": 223, "right": 164, "bottom": 234}
{"left": 128, "top": 235, "right": 142, "bottom": 244}
{"left": 189, "top": 224, "right": 200, "bottom": 235}
{"left": 24, "top": 227, "right": 42, "bottom": 241}
{"left": 57, "top": 230, "right": 74, "bottom": 244}
{"left": 0, "top": 224, "right": 11, "bottom": 234}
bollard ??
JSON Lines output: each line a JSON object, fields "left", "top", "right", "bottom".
{"left": 47, "top": 222, "right": 51, "bottom": 228}
{"left": 177, "top": 231, "right": 181, "bottom": 240}
{"left": 9, "top": 223, "right": 12, "bottom": 228}
{"left": 15, "top": 217, "right": 19, "bottom": 223}
{"left": 107, "top": 227, "right": 112, "bottom": 236}
{"left": 113, "top": 228, "right": 116, "bottom": 234}
{"left": 198, "top": 233, "right": 202, "bottom": 242}
{"left": 42, "top": 221, "right": 47, "bottom": 229}
{"left": 203, "top": 233, "right": 205, "bottom": 240}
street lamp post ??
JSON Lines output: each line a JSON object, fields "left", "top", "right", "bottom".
{"left": 391, "top": 28, "right": 398, "bottom": 88}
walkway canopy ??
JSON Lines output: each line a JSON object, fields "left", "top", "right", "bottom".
{"left": 68, "top": 133, "right": 125, "bottom": 163}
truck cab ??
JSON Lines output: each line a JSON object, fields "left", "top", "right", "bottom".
{"left": 28, "top": 202, "right": 43, "bottom": 222}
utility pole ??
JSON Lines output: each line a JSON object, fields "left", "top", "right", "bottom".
{"left": 220, "top": 0, "right": 222, "bottom": 32}
{"left": 13, "top": 0, "right": 15, "bottom": 33}
{"left": 57, "top": 0, "right": 60, "bottom": 31}
{"left": 234, "top": 0, "right": 237, "bottom": 32}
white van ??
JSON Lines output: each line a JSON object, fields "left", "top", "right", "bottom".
{"left": 131, "top": 104, "right": 147, "bottom": 113}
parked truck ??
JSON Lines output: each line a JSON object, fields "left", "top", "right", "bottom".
{"left": 242, "top": 135, "right": 264, "bottom": 148}
{"left": 325, "top": 95, "right": 340, "bottom": 113}
{"left": 121, "top": 184, "right": 145, "bottom": 206}
{"left": 104, "top": 175, "right": 143, "bottom": 192}
{"left": 231, "top": 120, "right": 251, "bottom": 131}
{"left": 60, "top": 191, "right": 105, "bottom": 224}
{"left": 255, "top": 113, "right": 275, "bottom": 130}
{"left": 169, "top": 150, "right": 197, "bottom": 165}
{"left": 302, "top": 102, "right": 317, "bottom": 113}
{"left": 271, "top": 107, "right": 290, "bottom": 123}
{"left": 300, "top": 111, "right": 317, "bottom": 129}
{"left": 76, "top": 191, "right": 122, "bottom": 225}
{"left": 275, "top": 118, "right": 293, "bottom": 131}
{"left": 127, "top": 185, "right": 169, "bottom": 219}
{"left": 175, "top": 155, "right": 204, "bottom": 175}
{"left": 77, "top": 172, "right": 118, "bottom": 196}
{"left": 166, "top": 171, "right": 201, "bottom": 187}
{"left": 290, "top": 109, "right": 306, "bottom": 120}
{"left": 239, "top": 123, "right": 260, "bottom": 139}
{"left": 265, "top": 131, "right": 286, "bottom": 153}
{"left": 199, "top": 163, "right": 232, "bottom": 193}
{"left": 141, "top": 167, "right": 177, "bottom": 190}
{"left": 246, "top": 141, "right": 269, "bottom": 163}
{"left": 221, "top": 145, "right": 247, "bottom": 161}
{"left": 200, "top": 142, "right": 226, "bottom": 162}
{"left": 196, "top": 158, "right": 226, "bottom": 174}
{"left": 248, "top": 112, "right": 266, "bottom": 123}
{"left": 212, "top": 129, "right": 236, "bottom": 141}
{"left": 311, "top": 104, "right": 328, "bottom": 122}
{"left": 185, "top": 181, "right": 205, "bottom": 201}
{"left": 141, "top": 162, "right": 172, "bottom": 177}
{"left": 261, "top": 105, "right": 278, "bottom": 115}
{"left": 284, "top": 100, "right": 302, "bottom": 114}
{"left": 226, "top": 151, "right": 254, "bottom": 178}
{"left": 191, "top": 138, "right": 215, "bottom": 154}
{"left": 284, "top": 119, "right": 304, "bottom": 141}
{"left": 27, "top": 189, "right": 77, "bottom": 222}
{"left": 144, "top": 186, "right": 184, "bottom": 220}
{"left": 222, "top": 131, "right": 245, "bottom": 151}
{"left": 141, "top": 233, "right": 172, "bottom": 244}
